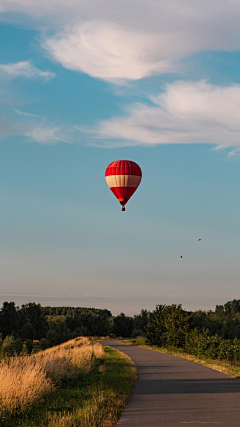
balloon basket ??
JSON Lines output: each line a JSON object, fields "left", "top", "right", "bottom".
{"left": 121, "top": 207, "right": 125, "bottom": 212}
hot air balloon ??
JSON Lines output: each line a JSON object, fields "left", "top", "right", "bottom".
{"left": 105, "top": 160, "right": 142, "bottom": 211}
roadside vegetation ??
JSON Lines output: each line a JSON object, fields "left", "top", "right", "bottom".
{"left": 2, "top": 298, "right": 240, "bottom": 425}
{"left": 119, "top": 301, "right": 240, "bottom": 380}
{"left": 0, "top": 337, "right": 137, "bottom": 427}
{"left": 143, "top": 304, "right": 240, "bottom": 364}
{"left": 121, "top": 336, "right": 240, "bottom": 380}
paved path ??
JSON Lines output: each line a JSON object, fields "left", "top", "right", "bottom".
{"left": 101, "top": 340, "right": 240, "bottom": 426}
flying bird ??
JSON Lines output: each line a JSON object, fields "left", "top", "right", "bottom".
{"left": 180, "top": 256, "right": 183, "bottom": 258}
{"left": 198, "top": 239, "right": 201, "bottom": 241}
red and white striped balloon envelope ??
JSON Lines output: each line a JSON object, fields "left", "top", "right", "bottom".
{"left": 105, "top": 160, "right": 142, "bottom": 211}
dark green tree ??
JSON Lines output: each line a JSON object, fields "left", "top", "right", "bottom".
{"left": 113, "top": 313, "right": 133, "bottom": 337}
{"left": 14, "top": 337, "right": 23, "bottom": 355}
{"left": 0, "top": 302, "right": 18, "bottom": 338}
{"left": 20, "top": 322, "right": 36, "bottom": 340}
{"left": 19, "top": 303, "right": 47, "bottom": 339}
{"left": 146, "top": 304, "right": 189, "bottom": 348}
{"left": 25, "top": 339, "right": 34, "bottom": 354}
{"left": 132, "top": 309, "right": 150, "bottom": 337}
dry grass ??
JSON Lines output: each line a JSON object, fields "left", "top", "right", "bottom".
{"left": 41, "top": 348, "right": 138, "bottom": 427}
{"left": 0, "top": 337, "right": 105, "bottom": 417}
{"left": 44, "top": 390, "right": 120, "bottom": 427}
{"left": 0, "top": 357, "right": 53, "bottom": 414}
{"left": 34, "top": 338, "right": 104, "bottom": 382}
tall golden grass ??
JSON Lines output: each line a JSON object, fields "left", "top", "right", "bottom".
{"left": 45, "top": 390, "right": 119, "bottom": 427}
{"left": 43, "top": 349, "right": 138, "bottom": 427}
{"left": 0, "top": 337, "right": 105, "bottom": 416}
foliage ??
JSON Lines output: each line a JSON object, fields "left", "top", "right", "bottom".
{"left": 113, "top": 313, "right": 133, "bottom": 337}
{"left": 14, "top": 338, "right": 23, "bottom": 355}
{"left": 1, "top": 336, "right": 15, "bottom": 357}
{"left": 0, "top": 302, "right": 18, "bottom": 338}
{"left": 25, "top": 339, "right": 34, "bottom": 355}
{"left": 132, "top": 309, "right": 150, "bottom": 332}
{"left": 39, "top": 338, "right": 49, "bottom": 350}
{"left": 2, "top": 298, "right": 240, "bottom": 364}
{"left": 0, "top": 302, "right": 113, "bottom": 348}
{"left": 145, "top": 304, "right": 189, "bottom": 347}
{"left": 20, "top": 323, "right": 36, "bottom": 340}
{"left": 145, "top": 301, "right": 240, "bottom": 364}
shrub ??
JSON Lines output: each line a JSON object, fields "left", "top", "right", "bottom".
{"left": 39, "top": 338, "right": 49, "bottom": 350}
{"left": 134, "top": 336, "right": 147, "bottom": 346}
{"left": 131, "top": 329, "right": 143, "bottom": 338}
{"left": 25, "top": 339, "right": 34, "bottom": 354}
{"left": 1, "top": 336, "right": 15, "bottom": 357}
{"left": 14, "top": 338, "right": 23, "bottom": 355}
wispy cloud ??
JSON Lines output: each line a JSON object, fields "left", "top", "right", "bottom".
{"left": 25, "top": 125, "right": 70, "bottom": 144}
{"left": 79, "top": 80, "right": 240, "bottom": 148}
{"left": 14, "top": 109, "right": 42, "bottom": 119}
{"left": 228, "top": 149, "right": 240, "bottom": 158}
{"left": 0, "top": 61, "right": 55, "bottom": 81}
{"left": 0, "top": 110, "right": 70, "bottom": 144}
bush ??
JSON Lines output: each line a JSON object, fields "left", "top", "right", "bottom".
{"left": 134, "top": 336, "right": 147, "bottom": 346}
{"left": 39, "top": 338, "right": 49, "bottom": 350}
{"left": 131, "top": 329, "right": 143, "bottom": 338}
{"left": 184, "top": 329, "right": 240, "bottom": 364}
{"left": 1, "top": 336, "right": 15, "bottom": 357}
{"left": 25, "top": 339, "right": 34, "bottom": 354}
{"left": 145, "top": 304, "right": 240, "bottom": 364}
{"left": 14, "top": 338, "right": 23, "bottom": 355}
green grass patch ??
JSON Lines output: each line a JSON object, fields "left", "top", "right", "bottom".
{"left": 0, "top": 347, "right": 138, "bottom": 427}
{"left": 120, "top": 338, "right": 240, "bottom": 380}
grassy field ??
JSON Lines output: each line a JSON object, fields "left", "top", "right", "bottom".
{"left": 120, "top": 337, "right": 240, "bottom": 380}
{"left": 0, "top": 338, "right": 138, "bottom": 427}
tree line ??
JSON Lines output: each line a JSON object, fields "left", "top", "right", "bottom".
{"left": 1, "top": 299, "right": 240, "bottom": 362}
{"left": 0, "top": 302, "right": 146, "bottom": 354}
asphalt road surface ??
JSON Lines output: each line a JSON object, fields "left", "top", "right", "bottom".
{"left": 101, "top": 340, "right": 240, "bottom": 426}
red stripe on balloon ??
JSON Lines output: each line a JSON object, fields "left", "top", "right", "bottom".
{"left": 110, "top": 187, "right": 137, "bottom": 206}
{"left": 105, "top": 160, "right": 142, "bottom": 177}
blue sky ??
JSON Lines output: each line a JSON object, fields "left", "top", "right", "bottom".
{"left": 1, "top": 1, "right": 240, "bottom": 315}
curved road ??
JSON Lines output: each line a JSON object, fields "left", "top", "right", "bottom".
{"left": 102, "top": 340, "right": 240, "bottom": 426}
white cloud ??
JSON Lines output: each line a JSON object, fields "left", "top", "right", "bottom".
{"left": 25, "top": 126, "right": 69, "bottom": 144}
{"left": 81, "top": 81, "right": 240, "bottom": 147}
{"left": 43, "top": 21, "right": 177, "bottom": 82}
{"left": 2, "top": 1, "right": 240, "bottom": 81}
{"left": 0, "top": 110, "right": 70, "bottom": 144}
{"left": 0, "top": 61, "right": 55, "bottom": 81}
{"left": 42, "top": 10, "right": 240, "bottom": 83}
